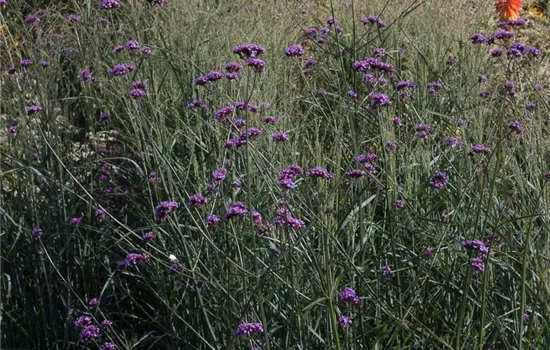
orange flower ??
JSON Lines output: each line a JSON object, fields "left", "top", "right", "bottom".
{"left": 495, "top": 0, "right": 522, "bottom": 21}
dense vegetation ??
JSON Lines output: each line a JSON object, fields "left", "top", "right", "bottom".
{"left": 2, "top": 0, "right": 550, "bottom": 348}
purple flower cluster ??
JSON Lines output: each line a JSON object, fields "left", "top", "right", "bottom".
{"left": 233, "top": 322, "right": 263, "bottom": 339}
{"left": 338, "top": 287, "right": 360, "bottom": 306}
{"left": 101, "top": 343, "right": 116, "bottom": 350}
{"left": 26, "top": 105, "right": 42, "bottom": 115}
{"left": 278, "top": 164, "right": 303, "bottom": 189}
{"left": 141, "top": 231, "right": 155, "bottom": 242}
{"left": 508, "top": 120, "right": 524, "bottom": 135}
{"left": 429, "top": 170, "right": 448, "bottom": 190}
{"left": 470, "top": 257, "right": 485, "bottom": 274}
{"left": 461, "top": 239, "right": 488, "bottom": 258}
{"left": 471, "top": 144, "right": 491, "bottom": 154}
{"left": 352, "top": 57, "right": 394, "bottom": 74}
{"left": 225, "top": 202, "right": 248, "bottom": 219}
{"left": 442, "top": 137, "right": 463, "bottom": 150}
{"left": 109, "top": 63, "right": 134, "bottom": 76}
{"left": 155, "top": 201, "right": 178, "bottom": 220}
{"left": 381, "top": 265, "right": 392, "bottom": 276}
{"left": 187, "top": 194, "right": 206, "bottom": 208}
{"left": 271, "top": 131, "right": 289, "bottom": 142}
{"left": 274, "top": 208, "right": 306, "bottom": 229}
{"left": 74, "top": 315, "right": 92, "bottom": 328}
{"left": 79, "top": 325, "right": 100, "bottom": 343}
{"left": 212, "top": 168, "right": 227, "bottom": 181}
{"left": 80, "top": 67, "right": 94, "bottom": 83}
{"left": 415, "top": 123, "right": 433, "bottom": 138}
{"left": 232, "top": 44, "right": 265, "bottom": 59}
{"left": 360, "top": 15, "right": 386, "bottom": 28}
{"left": 31, "top": 227, "right": 43, "bottom": 239}
{"left": 88, "top": 298, "right": 100, "bottom": 310}
{"left": 195, "top": 71, "right": 224, "bottom": 85}
{"left": 117, "top": 252, "right": 149, "bottom": 270}
{"left": 307, "top": 167, "right": 333, "bottom": 180}
{"left": 368, "top": 92, "right": 391, "bottom": 108}
{"left": 188, "top": 99, "right": 208, "bottom": 110}
{"left": 99, "top": 0, "right": 120, "bottom": 9}
{"left": 284, "top": 44, "right": 305, "bottom": 57}
{"left": 206, "top": 214, "right": 220, "bottom": 227}
{"left": 214, "top": 105, "right": 234, "bottom": 120}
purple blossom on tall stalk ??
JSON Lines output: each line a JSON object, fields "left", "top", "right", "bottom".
{"left": 508, "top": 120, "right": 523, "bottom": 135}
{"left": 284, "top": 44, "right": 305, "bottom": 57}
{"left": 131, "top": 81, "right": 149, "bottom": 92}
{"left": 65, "top": 13, "right": 82, "bottom": 22}
{"left": 360, "top": 15, "right": 386, "bottom": 27}
{"left": 187, "top": 194, "right": 206, "bottom": 208}
{"left": 274, "top": 208, "right": 306, "bottom": 229}
{"left": 109, "top": 63, "right": 134, "bottom": 76}
{"left": 347, "top": 90, "right": 357, "bottom": 100}
{"left": 381, "top": 265, "right": 392, "bottom": 276}
{"left": 471, "top": 144, "right": 491, "bottom": 154}
{"left": 504, "top": 80, "right": 515, "bottom": 96}
{"left": 392, "top": 117, "right": 402, "bottom": 127}
{"left": 214, "top": 105, "right": 234, "bottom": 120}
{"left": 271, "top": 131, "right": 289, "bottom": 142}
{"left": 112, "top": 45, "right": 124, "bottom": 53}
{"left": 98, "top": 112, "right": 110, "bottom": 123}
{"left": 338, "top": 287, "right": 360, "bottom": 306}
{"left": 25, "top": 15, "right": 41, "bottom": 25}
{"left": 118, "top": 252, "right": 149, "bottom": 270}
{"left": 263, "top": 115, "right": 277, "bottom": 124}
{"left": 187, "top": 100, "right": 208, "bottom": 110}
{"left": 20, "top": 59, "right": 33, "bottom": 67}
{"left": 95, "top": 209, "right": 105, "bottom": 219}
{"left": 429, "top": 171, "right": 448, "bottom": 190}
{"left": 88, "top": 298, "right": 100, "bottom": 310}
{"left": 338, "top": 315, "right": 352, "bottom": 329}
{"left": 461, "top": 239, "right": 489, "bottom": 258}
{"left": 478, "top": 90, "right": 491, "bottom": 98}
{"left": 225, "top": 61, "right": 242, "bottom": 72}
{"left": 150, "top": 0, "right": 164, "bottom": 6}
{"left": 446, "top": 56, "right": 456, "bottom": 65}
{"left": 212, "top": 168, "right": 227, "bottom": 181}
{"left": 101, "top": 343, "right": 116, "bottom": 350}
{"left": 141, "top": 46, "right": 151, "bottom": 55}
{"left": 442, "top": 137, "right": 463, "bottom": 149}
{"left": 141, "top": 231, "right": 155, "bottom": 242}
{"left": 384, "top": 140, "right": 397, "bottom": 151}
{"left": 225, "top": 202, "right": 248, "bottom": 219}
{"left": 74, "top": 315, "right": 92, "bottom": 328}
{"left": 347, "top": 169, "right": 366, "bottom": 178}
{"left": 478, "top": 74, "right": 487, "bottom": 83}
{"left": 232, "top": 43, "right": 266, "bottom": 59}
{"left": 39, "top": 60, "right": 49, "bottom": 68}
{"left": 79, "top": 325, "right": 100, "bottom": 343}
{"left": 395, "top": 200, "right": 404, "bottom": 209}
{"left": 8, "top": 125, "right": 18, "bottom": 134}
{"left": 246, "top": 57, "right": 266, "bottom": 73}
{"left": 70, "top": 217, "right": 82, "bottom": 225}
{"left": 155, "top": 201, "right": 178, "bottom": 220}
{"left": 31, "top": 228, "right": 43, "bottom": 239}
{"left": 469, "top": 33, "right": 486, "bottom": 44}
{"left": 307, "top": 167, "right": 333, "bottom": 180}
{"left": 206, "top": 215, "right": 220, "bottom": 227}
{"left": 125, "top": 40, "right": 140, "bottom": 50}
{"left": 7, "top": 66, "right": 16, "bottom": 74}
{"left": 415, "top": 123, "right": 433, "bottom": 138}
{"left": 470, "top": 257, "right": 484, "bottom": 274}
{"left": 99, "top": 0, "right": 121, "bottom": 9}
{"left": 525, "top": 102, "right": 536, "bottom": 111}
{"left": 129, "top": 88, "right": 146, "bottom": 99}
{"left": 490, "top": 48, "right": 504, "bottom": 57}
{"left": 233, "top": 322, "right": 263, "bottom": 339}
{"left": 80, "top": 67, "right": 94, "bottom": 83}
{"left": 368, "top": 92, "right": 391, "bottom": 108}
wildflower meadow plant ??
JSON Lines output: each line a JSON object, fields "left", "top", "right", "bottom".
{"left": 4, "top": 1, "right": 550, "bottom": 349}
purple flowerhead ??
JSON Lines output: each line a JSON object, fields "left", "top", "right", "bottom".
{"left": 212, "top": 168, "right": 228, "bottom": 181}
{"left": 490, "top": 48, "right": 503, "bottom": 57}
{"left": 124, "top": 40, "right": 140, "bottom": 50}
{"left": 429, "top": 170, "right": 448, "bottom": 190}
{"left": 263, "top": 115, "right": 277, "bottom": 124}
{"left": 141, "top": 231, "right": 155, "bottom": 242}
{"left": 79, "top": 325, "right": 100, "bottom": 344}
{"left": 508, "top": 120, "right": 523, "bottom": 135}
{"left": 112, "top": 45, "right": 124, "bottom": 53}
{"left": 346, "top": 169, "right": 366, "bottom": 178}
{"left": 166, "top": 263, "right": 183, "bottom": 275}
{"left": 232, "top": 43, "right": 266, "bottom": 59}
{"left": 95, "top": 209, "right": 105, "bottom": 219}
{"left": 446, "top": 56, "right": 456, "bottom": 65}
{"left": 338, "top": 287, "right": 360, "bottom": 306}
{"left": 7, "top": 66, "right": 16, "bottom": 74}
{"left": 225, "top": 202, "right": 248, "bottom": 219}
{"left": 384, "top": 140, "right": 397, "bottom": 151}
{"left": 118, "top": 252, "right": 149, "bottom": 270}
{"left": 477, "top": 74, "right": 487, "bottom": 83}
{"left": 425, "top": 247, "right": 433, "bottom": 257}
{"left": 361, "top": 15, "right": 385, "bottom": 28}
{"left": 274, "top": 208, "right": 306, "bottom": 229}
{"left": 109, "top": 63, "right": 134, "bottom": 76}
{"left": 233, "top": 322, "right": 263, "bottom": 339}
{"left": 141, "top": 46, "right": 151, "bottom": 55}
{"left": 347, "top": 90, "right": 357, "bottom": 100}
{"left": 25, "top": 15, "right": 41, "bottom": 25}
{"left": 8, "top": 125, "right": 18, "bottom": 134}
{"left": 471, "top": 144, "right": 491, "bottom": 154}
{"left": 88, "top": 298, "right": 100, "bottom": 310}
{"left": 368, "top": 92, "right": 391, "bottom": 108}
{"left": 225, "top": 61, "right": 242, "bottom": 72}
{"left": 131, "top": 81, "right": 149, "bottom": 92}
{"left": 187, "top": 193, "right": 206, "bottom": 208}
{"left": 74, "top": 315, "right": 92, "bottom": 328}
{"left": 284, "top": 44, "right": 305, "bottom": 57}
{"left": 271, "top": 131, "right": 289, "bottom": 142}
{"left": 442, "top": 137, "right": 463, "bottom": 149}
{"left": 39, "top": 60, "right": 49, "bottom": 68}
{"left": 525, "top": 102, "right": 536, "bottom": 111}
{"left": 504, "top": 80, "right": 516, "bottom": 96}
{"left": 101, "top": 343, "right": 116, "bottom": 350}
{"left": 20, "top": 59, "right": 33, "bottom": 67}
{"left": 303, "top": 59, "right": 317, "bottom": 72}
{"left": 65, "top": 13, "right": 82, "bottom": 22}
{"left": 70, "top": 217, "right": 82, "bottom": 225}
{"left": 461, "top": 239, "right": 488, "bottom": 258}
{"left": 206, "top": 215, "right": 220, "bottom": 227}
{"left": 307, "top": 167, "right": 333, "bottom": 180}
{"left": 214, "top": 105, "right": 234, "bottom": 120}
{"left": 478, "top": 89, "right": 491, "bottom": 98}
{"left": 155, "top": 201, "right": 178, "bottom": 220}
{"left": 470, "top": 257, "right": 484, "bottom": 274}
{"left": 80, "top": 67, "right": 94, "bottom": 83}
{"left": 381, "top": 265, "right": 392, "bottom": 276}
{"left": 392, "top": 117, "right": 402, "bottom": 127}
{"left": 101, "top": 319, "right": 113, "bottom": 328}
{"left": 394, "top": 200, "right": 404, "bottom": 209}
{"left": 415, "top": 123, "right": 433, "bottom": 138}
{"left": 469, "top": 33, "right": 486, "bottom": 44}
{"left": 31, "top": 227, "right": 43, "bottom": 239}
{"left": 338, "top": 315, "right": 352, "bottom": 329}
{"left": 99, "top": 0, "right": 121, "bottom": 10}
{"left": 187, "top": 99, "right": 208, "bottom": 110}
{"left": 535, "top": 84, "right": 543, "bottom": 91}
{"left": 246, "top": 57, "right": 266, "bottom": 73}
{"left": 129, "top": 88, "right": 146, "bottom": 99}
{"left": 150, "top": 0, "right": 164, "bottom": 6}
